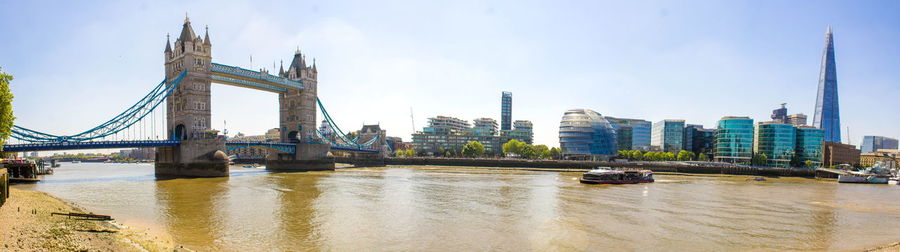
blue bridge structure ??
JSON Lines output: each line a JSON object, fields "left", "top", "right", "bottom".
{"left": 3, "top": 16, "right": 386, "bottom": 177}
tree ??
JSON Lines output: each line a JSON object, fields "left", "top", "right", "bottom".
{"left": 698, "top": 153, "right": 710, "bottom": 161}
{"left": 663, "top": 152, "right": 675, "bottom": 161}
{"left": 631, "top": 150, "right": 643, "bottom": 161}
{"left": 804, "top": 160, "right": 813, "bottom": 168}
{"left": 533, "top": 145, "right": 551, "bottom": 159}
{"left": 0, "top": 67, "right": 13, "bottom": 152}
{"left": 752, "top": 153, "right": 769, "bottom": 166}
{"left": 502, "top": 139, "right": 524, "bottom": 157}
{"left": 676, "top": 150, "right": 690, "bottom": 161}
{"left": 461, "top": 141, "right": 486, "bottom": 158}
{"left": 549, "top": 147, "right": 562, "bottom": 160}
{"left": 789, "top": 154, "right": 803, "bottom": 168}
{"left": 519, "top": 144, "right": 536, "bottom": 159}
{"left": 643, "top": 152, "right": 654, "bottom": 161}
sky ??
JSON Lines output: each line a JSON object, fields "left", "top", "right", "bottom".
{"left": 1, "top": 0, "right": 899, "bottom": 152}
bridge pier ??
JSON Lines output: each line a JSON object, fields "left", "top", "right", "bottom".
{"left": 349, "top": 152, "right": 386, "bottom": 167}
{"left": 155, "top": 139, "right": 229, "bottom": 178}
{"left": 266, "top": 142, "right": 335, "bottom": 172}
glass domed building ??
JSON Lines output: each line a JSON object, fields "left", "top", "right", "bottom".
{"left": 558, "top": 109, "right": 618, "bottom": 160}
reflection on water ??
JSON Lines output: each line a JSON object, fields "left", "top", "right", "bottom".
{"left": 20, "top": 163, "right": 900, "bottom": 251}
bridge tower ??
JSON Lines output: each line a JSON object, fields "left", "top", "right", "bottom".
{"left": 278, "top": 50, "right": 318, "bottom": 143}
{"left": 155, "top": 16, "right": 228, "bottom": 177}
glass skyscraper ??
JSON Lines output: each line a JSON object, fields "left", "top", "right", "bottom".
{"left": 754, "top": 122, "right": 796, "bottom": 167}
{"left": 651, "top": 120, "right": 685, "bottom": 153}
{"left": 715, "top": 117, "right": 754, "bottom": 164}
{"left": 796, "top": 126, "right": 825, "bottom": 167}
{"left": 605, "top": 117, "right": 652, "bottom": 150}
{"left": 813, "top": 26, "right": 841, "bottom": 143}
{"left": 559, "top": 109, "right": 617, "bottom": 159}
{"left": 860, "top": 136, "right": 899, "bottom": 153}
{"left": 501, "top": 91, "right": 512, "bottom": 131}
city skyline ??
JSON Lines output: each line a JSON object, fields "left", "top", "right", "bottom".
{"left": 2, "top": 1, "right": 899, "bottom": 149}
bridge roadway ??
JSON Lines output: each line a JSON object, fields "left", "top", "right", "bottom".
{"left": 3, "top": 140, "right": 378, "bottom": 154}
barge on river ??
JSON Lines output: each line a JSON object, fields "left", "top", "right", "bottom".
{"left": 580, "top": 167, "right": 654, "bottom": 184}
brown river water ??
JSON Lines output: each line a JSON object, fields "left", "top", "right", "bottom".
{"left": 15, "top": 163, "right": 900, "bottom": 251}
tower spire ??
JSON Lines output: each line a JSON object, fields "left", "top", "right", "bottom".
{"left": 164, "top": 33, "right": 172, "bottom": 53}
{"left": 813, "top": 26, "right": 841, "bottom": 143}
{"left": 204, "top": 25, "right": 211, "bottom": 45}
{"left": 184, "top": 12, "right": 190, "bottom": 24}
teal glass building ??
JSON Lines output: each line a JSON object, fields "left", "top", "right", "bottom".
{"left": 558, "top": 109, "right": 617, "bottom": 159}
{"left": 715, "top": 117, "right": 754, "bottom": 164}
{"left": 795, "top": 126, "right": 825, "bottom": 167}
{"left": 652, "top": 120, "right": 685, "bottom": 153}
{"left": 754, "top": 122, "right": 796, "bottom": 167}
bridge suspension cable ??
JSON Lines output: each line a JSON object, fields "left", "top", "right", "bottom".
{"left": 10, "top": 70, "right": 188, "bottom": 143}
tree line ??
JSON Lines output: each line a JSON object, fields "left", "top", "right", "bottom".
{"left": 394, "top": 139, "right": 563, "bottom": 159}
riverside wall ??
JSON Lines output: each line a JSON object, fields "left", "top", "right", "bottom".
{"left": 382, "top": 157, "right": 819, "bottom": 177}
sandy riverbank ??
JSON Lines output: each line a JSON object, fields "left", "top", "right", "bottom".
{"left": 0, "top": 187, "right": 186, "bottom": 251}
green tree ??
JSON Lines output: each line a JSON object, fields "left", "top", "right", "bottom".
{"left": 676, "top": 150, "right": 690, "bottom": 161}
{"left": 643, "top": 152, "right": 654, "bottom": 161}
{"left": 805, "top": 160, "right": 813, "bottom": 168}
{"left": 517, "top": 144, "right": 534, "bottom": 159}
{"left": 502, "top": 139, "right": 523, "bottom": 157}
{"left": 789, "top": 154, "right": 803, "bottom": 168}
{"left": 631, "top": 150, "right": 643, "bottom": 161}
{"left": 533, "top": 144, "right": 551, "bottom": 159}
{"left": 549, "top": 147, "right": 562, "bottom": 160}
{"left": 698, "top": 153, "right": 710, "bottom": 161}
{"left": 461, "top": 141, "right": 486, "bottom": 157}
{"left": 0, "top": 67, "right": 13, "bottom": 152}
{"left": 663, "top": 152, "right": 675, "bottom": 161}
{"left": 752, "top": 153, "right": 769, "bottom": 166}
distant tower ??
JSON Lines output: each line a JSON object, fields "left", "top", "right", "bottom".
{"left": 164, "top": 15, "right": 212, "bottom": 140}
{"left": 501, "top": 91, "right": 512, "bottom": 131}
{"left": 279, "top": 49, "right": 318, "bottom": 143}
{"left": 813, "top": 26, "right": 841, "bottom": 143}
{"left": 771, "top": 103, "right": 788, "bottom": 123}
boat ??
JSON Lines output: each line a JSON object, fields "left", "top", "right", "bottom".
{"left": 888, "top": 177, "right": 899, "bottom": 185}
{"left": 838, "top": 161, "right": 892, "bottom": 184}
{"left": 580, "top": 167, "right": 654, "bottom": 184}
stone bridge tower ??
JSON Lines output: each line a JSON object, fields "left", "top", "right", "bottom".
{"left": 278, "top": 50, "right": 318, "bottom": 143}
{"left": 156, "top": 16, "right": 227, "bottom": 177}
{"left": 164, "top": 16, "right": 212, "bottom": 140}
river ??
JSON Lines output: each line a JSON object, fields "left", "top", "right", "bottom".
{"left": 16, "top": 163, "right": 900, "bottom": 251}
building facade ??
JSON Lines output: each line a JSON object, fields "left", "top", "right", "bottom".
{"left": 860, "top": 136, "right": 899, "bottom": 153}
{"left": 823, "top": 141, "right": 860, "bottom": 167}
{"left": 684, "top": 125, "right": 715, "bottom": 156}
{"left": 558, "top": 109, "right": 617, "bottom": 160}
{"left": 795, "top": 126, "right": 825, "bottom": 167}
{"left": 754, "top": 122, "right": 796, "bottom": 167}
{"left": 813, "top": 26, "right": 842, "bottom": 143}
{"left": 651, "top": 120, "right": 685, "bottom": 153}
{"left": 715, "top": 117, "right": 754, "bottom": 164}
{"left": 616, "top": 127, "right": 633, "bottom": 151}
{"left": 606, "top": 117, "right": 652, "bottom": 150}
{"left": 508, "top": 120, "right": 534, "bottom": 144}
{"left": 501, "top": 91, "right": 512, "bottom": 131}
{"left": 412, "top": 115, "right": 530, "bottom": 156}
{"left": 472, "top": 118, "right": 499, "bottom": 136}
{"left": 789, "top": 114, "right": 808, "bottom": 126}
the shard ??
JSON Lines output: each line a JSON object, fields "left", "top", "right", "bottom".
{"left": 813, "top": 26, "right": 841, "bottom": 143}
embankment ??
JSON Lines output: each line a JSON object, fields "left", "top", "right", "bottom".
{"left": 384, "top": 157, "right": 819, "bottom": 177}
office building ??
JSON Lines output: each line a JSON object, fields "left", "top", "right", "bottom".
{"left": 823, "top": 141, "right": 860, "bottom": 167}
{"left": 715, "top": 117, "right": 754, "bottom": 164}
{"left": 423, "top": 116, "right": 470, "bottom": 135}
{"left": 860, "top": 136, "right": 899, "bottom": 153}
{"left": 501, "top": 91, "right": 512, "bottom": 131}
{"left": 651, "top": 120, "right": 685, "bottom": 153}
{"left": 606, "top": 117, "right": 652, "bottom": 150}
{"left": 558, "top": 109, "right": 617, "bottom": 160}
{"left": 859, "top": 149, "right": 900, "bottom": 168}
{"left": 789, "top": 114, "right": 808, "bottom": 126}
{"left": 616, "top": 127, "right": 633, "bottom": 151}
{"left": 771, "top": 103, "right": 789, "bottom": 123}
{"left": 795, "top": 126, "right": 825, "bottom": 167}
{"left": 684, "top": 124, "right": 715, "bottom": 156}
{"left": 754, "top": 122, "right": 796, "bottom": 167}
{"left": 813, "top": 26, "right": 842, "bottom": 143}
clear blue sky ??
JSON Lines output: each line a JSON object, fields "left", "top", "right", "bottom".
{"left": 1, "top": 0, "right": 898, "bottom": 149}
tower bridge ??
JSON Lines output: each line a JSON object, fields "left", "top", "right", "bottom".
{"left": 3, "top": 16, "right": 387, "bottom": 177}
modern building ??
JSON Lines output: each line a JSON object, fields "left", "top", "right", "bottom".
{"left": 795, "top": 126, "right": 825, "bottom": 167}
{"left": 771, "top": 103, "right": 789, "bottom": 123}
{"left": 813, "top": 26, "right": 842, "bottom": 143}
{"left": 558, "top": 109, "right": 617, "bottom": 160}
{"left": 715, "top": 117, "right": 754, "bottom": 164}
{"left": 823, "top": 141, "right": 860, "bottom": 167}
{"left": 605, "top": 117, "right": 652, "bottom": 150}
{"left": 501, "top": 91, "right": 512, "bottom": 131}
{"left": 616, "top": 127, "right": 633, "bottom": 151}
{"left": 684, "top": 124, "right": 715, "bottom": 156}
{"left": 651, "top": 120, "right": 685, "bottom": 153}
{"left": 754, "top": 122, "right": 796, "bottom": 167}
{"left": 860, "top": 136, "right": 899, "bottom": 153}
{"left": 789, "top": 114, "right": 808, "bottom": 126}
{"left": 412, "top": 115, "right": 530, "bottom": 156}
{"left": 471, "top": 118, "right": 499, "bottom": 136}
{"left": 423, "top": 116, "right": 470, "bottom": 135}
{"left": 508, "top": 120, "right": 534, "bottom": 144}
